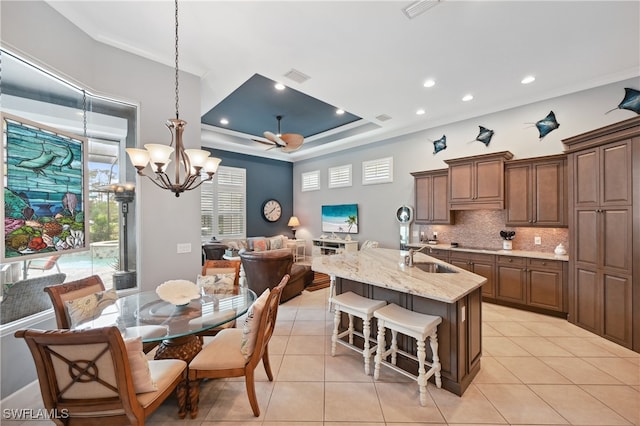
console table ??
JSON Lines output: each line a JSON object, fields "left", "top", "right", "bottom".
{"left": 312, "top": 238, "right": 358, "bottom": 256}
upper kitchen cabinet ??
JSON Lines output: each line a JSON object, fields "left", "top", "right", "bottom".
{"left": 445, "top": 151, "right": 513, "bottom": 210}
{"left": 505, "top": 154, "right": 568, "bottom": 227}
{"left": 411, "top": 169, "right": 453, "bottom": 224}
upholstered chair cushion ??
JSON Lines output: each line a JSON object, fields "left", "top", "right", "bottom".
{"left": 137, "top": 359, "right": 187, "bottom": 408}
{"left": 240, "top": 288, "right": 270, "bottom": 358}
{"left": 189, "top": 328, "right": 246, "bottom": 370}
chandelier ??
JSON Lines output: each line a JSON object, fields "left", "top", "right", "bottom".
{"left": 126, "top": 0, "right": 220, "bottom": 197}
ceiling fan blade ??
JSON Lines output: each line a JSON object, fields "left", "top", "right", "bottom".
{"left": 263, "top": 131, "right": 286, "bottom": 147}
{"left": 281, "top": 133, "right": 304, "bottom": 152}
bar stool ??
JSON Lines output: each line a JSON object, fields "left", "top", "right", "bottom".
{"left": 373, "top": 303, "right": 442, "bottom": 406}
{"left": 331, "top": 291, "right": 387, "bottom": 375}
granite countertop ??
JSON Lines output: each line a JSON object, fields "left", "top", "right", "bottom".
{"left": 312, "top": 248, "right": 487, "bottom": 304}
{"left": 406, "top": 243, "right": 569, "bottom": 262}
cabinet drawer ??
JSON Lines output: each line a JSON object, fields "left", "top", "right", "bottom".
{"left": 496, "top": 255, "right": 526, "bottom": 266}
{"left": 528, "top": 258, "right": 563, "bottom": 271}
{"left": 450, "top": 252, "right": 494, "bottom": 263}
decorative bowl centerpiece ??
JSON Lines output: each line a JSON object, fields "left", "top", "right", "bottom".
{"left": 156, "top": 280, "right": 200, "bottom": 306}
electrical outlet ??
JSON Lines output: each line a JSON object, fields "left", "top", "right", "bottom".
{"left": 534, "top": 236, "right": 541, "bottom": 245}
{"left": 177, "top": 243, "right": 192, "bottom": 253}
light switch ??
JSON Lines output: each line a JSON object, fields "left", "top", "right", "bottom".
{"left": 177, "top": 243, "right": 192, "bottom": 253}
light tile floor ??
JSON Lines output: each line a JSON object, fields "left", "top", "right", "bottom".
{"left": 9, "top": 287, "right": 640, "bottom": 425}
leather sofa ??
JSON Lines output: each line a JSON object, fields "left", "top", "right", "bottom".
{"left": 240, "top": 250, "right": 313, "bottom": 303}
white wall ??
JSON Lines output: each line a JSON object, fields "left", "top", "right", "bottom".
{"left": 293, "top": 78, "right": 640, "bottom": 249}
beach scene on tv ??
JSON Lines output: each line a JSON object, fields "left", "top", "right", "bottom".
{"left": 321, "top": 204, "right": 358, "bottom": 234}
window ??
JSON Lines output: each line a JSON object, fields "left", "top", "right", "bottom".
{"left": 328, "top": 164, "right": 352, "bottom": 188}
{"left": 301, "top": 170, "right": 320, "bottom": 192}
{"left": 201, "top": 166, "right": 246, "bottom": 240}
{"left": 362, "top": 156, "right": 393, "bottom": 185}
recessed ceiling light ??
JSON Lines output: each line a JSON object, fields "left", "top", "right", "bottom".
{"left": 274, "top": 82, "right": 285, "bottom": 90}
{"left": 521, "top": 75, "right": 536, "bottom": 84}
{"left": 462, "top": 94, "right": 474, "bottom": 102}
{"left": 220, "top": 118, "right": 229, "bottom": 125}
{"left": 336, "top": 109, "right": 345, "bottom": 115}
{"left": 416, "top": 109, "right": 426, "bottom": 115}
{"left": 423, "top": 79, "right": 436, "bottom": 88}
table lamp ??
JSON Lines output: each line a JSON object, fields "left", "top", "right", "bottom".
{"left": 288, "top": 216, "right": 301, "bottom": 239}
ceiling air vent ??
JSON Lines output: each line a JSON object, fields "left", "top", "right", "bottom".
{"left": 403, "top": 0, "right": 441, "bottom": 19}
{"left": 376, "top": 114, "right": 392, "bottom": 122}
{"left": 284, "top": 69, "right": 311, "bottom": 84}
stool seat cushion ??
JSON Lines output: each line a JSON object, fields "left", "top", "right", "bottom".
{"left": 333, "top": 292, "right": 386, "bottom": 314}
{"left": 374, "top": 303, "right": 442, "bottom": 335}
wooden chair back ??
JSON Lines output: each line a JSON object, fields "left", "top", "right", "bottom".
{"left": 14, "top": 326, "right": 185, "bottom": 425}
{"left": 201, "top": 259, "right": 240, "bottom": 286}
{"left": 44, "top": 275, "right": 105, "bottom": 329}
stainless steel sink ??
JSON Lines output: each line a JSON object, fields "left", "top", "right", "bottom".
{"left": 413, "top": 262, "right": 457, "bottom": 273}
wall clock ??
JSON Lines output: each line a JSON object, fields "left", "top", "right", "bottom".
{"left": 262, "top": 199, "right": 282, "bottom": 222}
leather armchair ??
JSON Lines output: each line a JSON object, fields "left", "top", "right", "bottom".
{"left": 240, "top": 250, "right": 312, "bottom": 302}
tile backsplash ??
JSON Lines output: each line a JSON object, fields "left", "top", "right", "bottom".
{"left": 417, "top": 210, "right": 568, "bottom": 254}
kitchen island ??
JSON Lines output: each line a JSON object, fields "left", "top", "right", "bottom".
{"left": 312, "top": 248, "right": 486, "bottom": 396}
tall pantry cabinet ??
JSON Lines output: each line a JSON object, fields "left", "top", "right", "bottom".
{"left": 563, "top": 116, "right": 640, "bottom": 351}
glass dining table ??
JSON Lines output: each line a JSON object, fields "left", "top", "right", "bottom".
{"left": 72, "top": 286, "right": 256, "bottom": 363}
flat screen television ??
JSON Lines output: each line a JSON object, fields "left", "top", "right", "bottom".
{"left": 321, "top": 204, "right": 358, "bottom": 234}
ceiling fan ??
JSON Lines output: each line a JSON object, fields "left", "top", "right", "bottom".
{"left": 253, "top": 115, "right": 304, "bottom": 153}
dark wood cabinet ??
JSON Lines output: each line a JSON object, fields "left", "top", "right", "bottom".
{"left": 505, "top": 154, "right": 567, "bottom": 227}
{"left": 445, "top": 151, "right": 513, "bottom": 210}
{"left": 449, "top": 252, "right": 496, "bottom": 299}
{"left": 496, "top": 256, "right": 566, "bottom": 313}
{"left": 411, "top": 169, "right": 453, "bottom": 224}
{"left": 563, "top": 116, "right": 639, "bottom": 351}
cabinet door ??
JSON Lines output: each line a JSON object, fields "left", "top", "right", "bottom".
{"left": 602, "top": 272, "right": 632, "bottom": 348}
{"left": 528, "top": 267, "right": 563, "bottom": 312}
{"left": 505, "top": 164, "right": 531, "bottom": 225}
{"left": 473, "top": 261, "right": 495, "bottom": 299}
{"left": 574, "top": 148, "right": 599, "bottom": 207}
{"left": 414, "top": 174, "right": 433, "bottom": 222}
{"left": 431, "top": 173, "right": 451, "bottom": 223}
{"left": 601, "top": 207, "right": 632, "bottom": 273}
{"left": 449, "top": 256, "right": 472, "bottom": 272}
{"left": 574, "top": 267, "right": 600, "bottom": 334}
{"left": 449, "top": 162, "right": 474, "bottom": 203}
{"left": 533, "top": 159, "right": 566, "bottom": 226}
{"left": 496, "top": 258, "right": 526, "bottom": 303}
{"left": 574, "top": 209, "right": 598, "bottom": 268}
{"left": 600, "top": 141, "right": 632, "bottom": 206}
{"left": 475, "top": 158, "right": 504, "bottom": 202}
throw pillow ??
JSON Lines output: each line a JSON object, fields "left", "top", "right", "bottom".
{"left": 124, "top": 337, "right": 157, "bottom": 393}
{"left": 240, "top": 288, "right": 270, "bottom": 359}
{"left": 65, "top": 288, "right": 118, "bottom": 328}
{"left": 197, "top": 273, "right": 236, "bottom": 294}
{"left": 269, "top": 236, "right": 284, "bottom": 250}
{"left": 253, "top": 239, "right": 268, "bottom": 252}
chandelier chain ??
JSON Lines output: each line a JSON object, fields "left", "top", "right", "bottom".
{"left": 174, "top": 0, "right": 179, "bottom": 119}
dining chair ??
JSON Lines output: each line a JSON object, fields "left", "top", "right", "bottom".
{"left": 187, "top": 274, "right": 290, "bottom": 419}
{"left": 0, "top": 273, "right": 66, "bottom": 324}
{"left": 201, "top": 259, "right": 240, "bottom": 286}
{"left": 14, "top": 326, "right": 188, "bottom": 424}
{"left": 44, "top": 275, "right": 160, "bottom": 353}
{"left": 197, "top": 259, "right": 242, "bottom": 339}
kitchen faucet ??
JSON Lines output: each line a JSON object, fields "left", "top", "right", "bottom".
{"left": 406, "top": 245, "right": 432, "bottom": 267}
